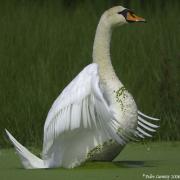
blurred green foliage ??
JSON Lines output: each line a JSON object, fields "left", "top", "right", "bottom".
{"left": 0, "top": 0, "right": 179, "bottom": 147}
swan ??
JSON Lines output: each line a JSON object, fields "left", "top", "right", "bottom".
{"left": 5, "top": 6, "right": 159, "bottom": 169}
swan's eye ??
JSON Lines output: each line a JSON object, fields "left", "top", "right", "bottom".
{"left": 117, "top": 9, "right": 128, "bottom": 16}
{"left": 117, "top": 9, "right": 133, "bottom": 19}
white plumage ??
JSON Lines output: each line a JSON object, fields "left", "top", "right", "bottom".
{"left": 6, "top": 6, "right": 159, "bottom": 169}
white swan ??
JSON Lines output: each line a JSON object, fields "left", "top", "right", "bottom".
{"left": 6, "top": 6, "right": 159, "bottom": 169}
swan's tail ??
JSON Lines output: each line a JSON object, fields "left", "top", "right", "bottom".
{"left": 5, "top": 129, "right": 47, "bottom": 169}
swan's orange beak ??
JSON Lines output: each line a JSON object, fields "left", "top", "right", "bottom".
{"left": 126, "top": 12, "right": 146, "bottom": 23}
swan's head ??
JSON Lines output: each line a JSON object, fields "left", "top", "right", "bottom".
{"left": 101, "top": 6, "right": 146, "bottom": 27}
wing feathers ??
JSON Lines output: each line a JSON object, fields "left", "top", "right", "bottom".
{"left": 42, "top": 63, "right": 160, "bottom": 157}
{"left": 42, "top": 64, "right": 126, "bottom": 156}
{"left": 136, "top": 111, "right": 160, "bottom": 139}
{"left": 138, "top": 121, "right": 156, "bottom": 132}
{"left": 138, "top": 116, "right": 159, "bottom": 128}
{"left": 137, "top": 127, "right": 152, "bottom": 137}
{"left": 138, "top": 111, "right": 160, "bottom": 121}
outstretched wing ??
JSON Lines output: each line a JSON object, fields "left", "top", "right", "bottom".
{"left": 42, "top": 63, "right": 126, "bottom": 156}
{"left": 135, "top": 111, "right": 160, "bottom": 139}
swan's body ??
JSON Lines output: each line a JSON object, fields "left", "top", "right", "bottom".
{"left": 6, "top": 6, "right": 159, "bottom": 169}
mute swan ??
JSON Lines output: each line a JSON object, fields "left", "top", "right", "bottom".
{"left": 6, "top": 6, "right": 159, "bottom": 169}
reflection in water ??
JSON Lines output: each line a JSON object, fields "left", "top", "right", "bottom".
{"left": 113, "top": 160, "right": 158, "bottom": 168}
{"left": 80, "top": 160, "right": 160, "bottom": 169}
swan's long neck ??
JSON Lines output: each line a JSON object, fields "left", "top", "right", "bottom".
{"left": 93, "top": 18, "right": 122, "bottom": 87}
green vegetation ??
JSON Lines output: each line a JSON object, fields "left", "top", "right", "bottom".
{"left": 0, "top": 0, "right": 179, "bottom": 147}
{"left": 0, "top": 142, "right": 180, "bottom": 180}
